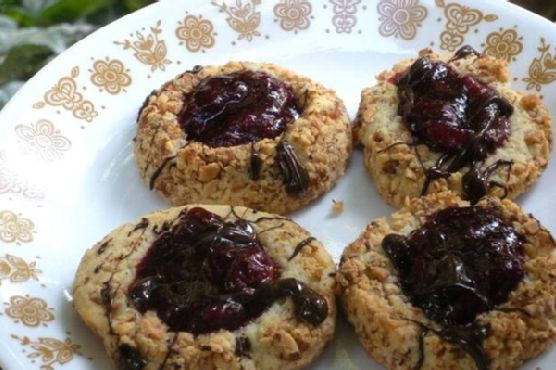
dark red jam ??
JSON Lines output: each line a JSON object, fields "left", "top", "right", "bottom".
{"left": 179, "top": 71, "right": 299, "bottom": 147}
{"left": 396, "top": 56, "right": 512, "bottom": 159}
{"left": 128, "top": 207, "right": 327, "bottom": 334}
{"left": 382, "top": 206, "right": 524, "bottom": 326}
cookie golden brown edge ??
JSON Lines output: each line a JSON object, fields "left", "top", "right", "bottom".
{"left": 73, "top": 204, "right": 336, "bottom": 370}
{"left": 354, "top": 47, "right": 552, "bottom": 208}
{"left": 337, "top": 191, "right": 556, "bottom": 370}
{"left": 135, "top": 62, "right": 351, "bottom": 214}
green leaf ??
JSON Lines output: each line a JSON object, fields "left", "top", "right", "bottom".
{"left": 0, "top": 6, "right": 39, "bottom": 27}
{"left": 0, "top": 44, "right": 52, "bottom": 85}
{"left": 36, "top": 0, "right": 112, "bottom": 26}
{"left": 1, "top": 0, "right": 23, "bottom": 5}
{"left": 122, "top": 0, "right": 155, "bottom": 11}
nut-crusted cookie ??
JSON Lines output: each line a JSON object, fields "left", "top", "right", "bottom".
{"left": 135, "top": 62, "right": 351, "bottom": 214}
{"left": 73, "top": 205, "right": 336, "bottom": 370}
{"left": 354, "top": 46, "right": 552, "bottom": 208}
{"left": 337, "top": 192, "right": 556, "bottom": 370}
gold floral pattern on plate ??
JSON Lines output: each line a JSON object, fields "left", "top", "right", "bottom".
{"left": 33, "top": 67, "right": 98, "bottom": 122}
{"left": 114, "top": 20, "right": 172, "bottom": 72}
{"left": 436, "top": 1, "right": 497, "bottom": 52}
{"left": 523, "top": 38, "right": 556, "bottom": 91}
{"left": 4, "top": 295, "right": 54, "bottom": 327}
{"left": 274, "top": 0, "right": 313, "bottom": 33}
{"left": 89, "top": 58, "right": 132, "bottom": 95}
{"left": 377, "top": 0, "right": 427, "bottom": 40}
{"left": 10, "top": 334, "right": 88, "bottom": 370}
{"left": 0, "top": 153, "right": 44, "bottom": 200}
{"left": 212, "top": 0, "right": 261, "bottom": 42}
{"left": 482, "top": 27, "right": 523, "bottom": 63}
{"left": 0, "top": 254, "right": 41, "bottom": 285}
{"left": 329, "top": 0, "right": 362, "bottom": 34}
{"left": 176, "top": 14, "right": 217, "bottom": 53}
{"left": 14, "top": 119, "right": 72, "bottom": 162}
{"left": 0, "top": 210, "right": 35, "bottom": 245}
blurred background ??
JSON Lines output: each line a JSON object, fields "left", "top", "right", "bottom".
{"left": 0, "top": 0, "right": 554, "bottom": 110}
{"left": 0, "top": 0, "right": 155, "bottom": 109}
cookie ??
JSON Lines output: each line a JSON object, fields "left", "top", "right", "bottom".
{"left": 135, "top": 62, "right": 351, "bottom": 214}
{"left": 337, "top": 191, "right": 556, "bottom": 370}
{"left": 354, "top": 45, "right": 552, "bottom": 208}
{"left": 73, "top": 205, "right": 336, "bottom": 370}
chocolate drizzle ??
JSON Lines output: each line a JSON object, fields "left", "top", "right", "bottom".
{"left": 415, "top": 326, "right": 426, "bottom": 370}
{"left": 238, "top": 278, "right": 328, "bottom": 326}
{"left": 136, "top": 89, "right": 158, "bottom": 123}
{"left": 288, "top": 237, "right": 316, "bottom": 261}
{"left": 157, "top": 335, "right": 177, "bottom": 370}
{"left": 461, "top": 159, "right": 512, "bottom": 204}
{"left": 128, "top": 218, "right": 149, "bottom": 236}
{"left": 149, "top": 155, "right": 177, "bottom": 190}
{"left": 128, "top": 207, "right": 327, "bottom": 334}
{"left": 187, "top": 65, "right": 202, "bottom": 74}
{"left": 383, "top": 206, "right": 525, "bottom": 370}
{"left": 249, "top": 143, "right": 262, "bottom": 180}
{"left": 447, "top": 44, "right": 482, "bottom": 63}
{"left": 435, "top": 322, "right": 489, "bottom": 370}
{"left": 393, "top": 45, "right": 514, "bottom": 203}
{"left": 97, "top": 239, "right": 111, "bottom": 255}
{"left": 118, "top": 345, "right": 147, "bottom": 370}
{"left": 235, "top": 335, "right": 251, "bottom": 357}
{"left": 410, "top": 320, "right": 489, "bottom": 370}
{"left": 276, "top": 141, "right": 310, "bottom": 195}
{"left": 100, "top": 282, "right": 111, "bottom": 305}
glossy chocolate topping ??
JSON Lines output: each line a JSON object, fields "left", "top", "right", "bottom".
{"left": 128, "top": 207, "right": 327, "bottom": 334}
{"left": 383, "top": 205, "right": 524, "bottom": 369}
{"left": 383, "top": 206, "right": 524, "bottom": 326}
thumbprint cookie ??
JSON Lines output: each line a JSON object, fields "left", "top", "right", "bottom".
{"left": 354, "top": 45, "right": 552, "bottom": 208}
{"left": 73, "top": 205, "right": 336, "bottom": 370}
{"left": 135, "top": 62, "right": 351, "bottom": 214}
{"left": 337, "top": 191, "right": 556, "bottom": 370}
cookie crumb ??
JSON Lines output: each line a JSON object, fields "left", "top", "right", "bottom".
{"left": 331, "top": 200, "right": 344, "bottom": 214}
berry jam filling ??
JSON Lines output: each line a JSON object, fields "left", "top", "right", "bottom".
{"left": 396, "top": 55, "right": 512, "bottom": 158}
{"left": 179, "top": 70, "right": 299, "bottom": 147}
{"left": 128, "top": 207, "right": 327, "bottom": 334}
{"left": 382, "top": 206, "right": 524, "bottom": 327}
{"left": 384, "top": 46, "right": 516, "bottom": 201}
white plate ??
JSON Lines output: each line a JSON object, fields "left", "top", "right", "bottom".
{"left": 0, "top": 0, "right": 555, "bottom": 369}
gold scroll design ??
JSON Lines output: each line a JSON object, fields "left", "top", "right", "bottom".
{"left": 14, "top": 119, "right": 72, "bottom": 162}
{"left": 0, "top": 254, "right": 41, "bottom": 285}
{"left": 212, "top": 0, "right": 261, "bottom": 42}
{"left": 176, "top": 14, "right": 217, "bottom": 53}
{"left": 523, "top": 38, "right": 556, "bottom": 92}
{"left": 0, "top": 210, "right": 35, "bottom": 244}
{"left": 4, "top": 295, "right": 54, "bottom": 327}
{"left": 436, "top": 0, "right": 497, "bottom": 52}
{"left": 89, "top": 58, "right": 132, "bottom": 95}
{"left": 377, "top": 0, "right": 427, "bottom": 40}
{"left": 482, "top": 28, "right": 523, "bottom": 63}
{"left": 114, "top": 20, "right": 172, "bottom": 72}
{"left": 274, "top": 0, "right": 313, "bottom": 33}
{"left": 330, "top": 0, "right": 362, "bottom": 34}
{"left": 11, "top": 334, "right": 90, "bottom": 370}
{"left": 33, "top": 67, "right": 98, "bottom": 122}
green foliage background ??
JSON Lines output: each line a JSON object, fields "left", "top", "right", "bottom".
{"left": 0, "top": 0, "right": 154, "bottom": 109}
